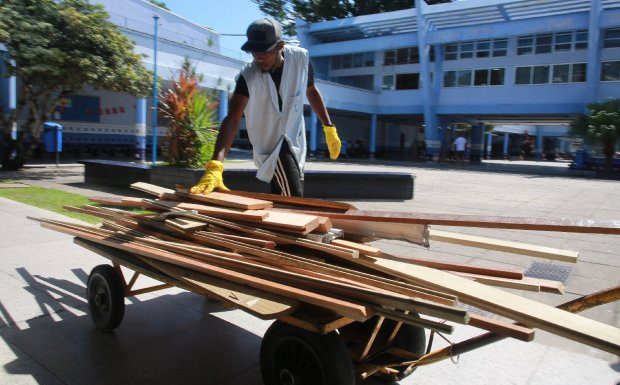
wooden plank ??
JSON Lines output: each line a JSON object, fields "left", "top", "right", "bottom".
{"left": 130, "top": 182, "right": 174, "bottom": 198}
{"left": 154, "top": 200, "right": 269, "bottom": 222}
{"left": 468, "top": 314, "right": 535, "bottom": 342}
{"left": 165, "top": 217, "right": 208, "bottom": 232}
{"left": 455, "top": 272, "right": 564, "bottom": 294}
{"left": 0, "top": 183, "right": 29, "bottom": 188}
{"left": 279, "top": 306, "right": 355, "bottom": 334}
{"left": 429, "top": 229, "right": 579, "bottom": 263}
{"left": 204, "top": 232, "right": 276, "bottom": 249}
{"left": 316, "top": 216, "right": 332, "bottom": 233}
{"left": 40, "top": 220, "right": 373, "bottom": 321}
{"left": 324, "top": 210, "right": 620, "bottom": 235}
{"left": 380, "top": 253, "right": 524, "bottom": 280}
{"left": 177, "top": 190, "right": 273, "bottom": 210}
{"left": 330, "top": 218, "right": 429, "bottom": 245}
{"left": 222, "top": 190, "right": 355, "bottom": 211}
{"left": 331, "top": 239, "right": 382, "bottom": 256}
{"left": 146, "top": 259, "right": 299, "bottom": 319}
{"left": 88, "top": 196, "right": 144, "bottom": 208}
{"left": 347, "top": 254, "right": 620, "bottom": 355}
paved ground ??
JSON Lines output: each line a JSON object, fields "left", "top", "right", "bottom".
{"left": 0, "top": 160, "right": 618, "bottom": 385}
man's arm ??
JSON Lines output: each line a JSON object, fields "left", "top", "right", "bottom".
{"left": 211, "top": 93, "right": 249, "bottom": 161}
{"left": 306, "top": 84, "right": 332, "bottom": 126}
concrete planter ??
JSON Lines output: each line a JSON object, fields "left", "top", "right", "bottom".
{"left": 82, "top": 160, "right": 415, "bottom": 200}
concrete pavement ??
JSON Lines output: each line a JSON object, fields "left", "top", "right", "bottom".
{"left": 0, "top": 162, "right": 618, "bottom": 385}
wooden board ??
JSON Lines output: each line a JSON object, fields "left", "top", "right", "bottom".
{"left": 130, "top": 182, "right": 174, "bottom": 198}
{"left": 331, "top": 239, "right": 382, "bottom": 256}
{"left": 349, "top": 255, "right": 620, "bottom": 355}
{"left": 455, "top": 272, "right": 565, "bottom": 294}
{"left": 429, "top": 229, "right": 579, "bottom": 263}
{"left": 0, "top": 183, "right": 29, "bottom": 188}
{"left": 165, "top": 217, "right": 208, "bottom": 232}
{"left": 154, "top": 200, "right": 269, "bottom": 222}
{"left": 330, "top": 218, "right": 429, "bottom": 245}
{"left": 380, "top": 253, "right": 524, "bottom": 280}
{"left": 325, "top": 210, "right": 620, "bottom": 235}
{"left": 177, "top": 190, "right": 273, "bottom": 210}
{"left": 146, "top": 259, "right": 299, "bottom": 319}
{"left": 222, "top": 190, "right": 354, "bottom": 211}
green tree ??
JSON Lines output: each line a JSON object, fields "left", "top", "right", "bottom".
{"left": 159, "top": 58, "right": 219, "bottom": 168}
{"left": 0, "top": 0, "right": 151, "bottom": 170}
{"left": 571, "top": 99, "right": 620, "bottom": 169}
{"left": 252, "top": 0, "right": 451, "bottom": 36}
{"left": 148, "top": 1, "right": 170, "bottom": 11}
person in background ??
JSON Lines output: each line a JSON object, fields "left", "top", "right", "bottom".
{"left": 454, "top": 134, "right": 467, "bottom": 162}
{"left": 190, "top": 18, "right": 340, "bottom": 197}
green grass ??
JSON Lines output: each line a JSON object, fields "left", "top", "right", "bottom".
{"left": 0, "top": 186, "right": 143, "bottom": 224}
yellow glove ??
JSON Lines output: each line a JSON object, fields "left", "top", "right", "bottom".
{"left": 323, "top": 124, "right": 341, "bottom": 160}
{"left": 189, "top": 160, "right": 229, "bottom": 195}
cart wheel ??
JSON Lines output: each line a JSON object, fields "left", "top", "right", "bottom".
{"left": 87, "top": 265, "right": 125, "bottom": 332}
{"left": 260, "top": 320, "right": 355, "bottom": 385}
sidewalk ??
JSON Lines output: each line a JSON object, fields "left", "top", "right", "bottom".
{"left": 0, "top": 162, "right": 618, "bottom": 384}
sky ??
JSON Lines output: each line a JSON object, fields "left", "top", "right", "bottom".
{"left": 159, "top": 0, "right": 266, "bottom": 55}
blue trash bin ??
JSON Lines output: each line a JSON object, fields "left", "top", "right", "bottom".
{"left": 43, "top": 122, "right": 63, "bottom": 153}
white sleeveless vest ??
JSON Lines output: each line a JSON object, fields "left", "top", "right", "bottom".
{"left": 240, "top": 45, "right": 309, "bottom": 182}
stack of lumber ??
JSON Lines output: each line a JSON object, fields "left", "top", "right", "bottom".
{"left": 33, "top": 182, "right": 620, "bottom": 356}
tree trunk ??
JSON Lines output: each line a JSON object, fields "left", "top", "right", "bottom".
{"left": 604, "top": 142, "right": 615, "bottom": 170}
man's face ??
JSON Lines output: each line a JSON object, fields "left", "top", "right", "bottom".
{"left": 251, "top": 43, "right": 282, "bottom": 72}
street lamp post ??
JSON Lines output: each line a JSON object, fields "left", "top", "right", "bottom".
{"left": 151, "top": 14, "right": 160, "bottom": 165}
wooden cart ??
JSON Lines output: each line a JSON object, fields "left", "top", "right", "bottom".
{"left": 77, "top": 238, "right": 620, "bottom": 385}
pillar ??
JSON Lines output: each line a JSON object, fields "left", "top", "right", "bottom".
{"left": 486, "top": 132, "right": 493, "bottom": 159}
{"left": 370, "top": 113, "right": 377, "bottom": 157}
{"left": 469, "top": 123, "right": 484, "bottom": 163}
{"left": 1, "top": 57, "right": 17, "bottom": 139}
{"left": 135, "top": 97, "right": 147, "bottom": 162}
{"left": 503, "top": 133, "right": 509, "bottom": 158}
{"left": 586, "top": 0, "right": 602, "bottom": 102}
{"left": 415, "top": 0, "right": 441, "bottom": 158}
{"left": 309, "top": 110, "right": 318, "bottom": 155}
{"left": 536, "top": 126, "right": 543, "bottom": 160}
{"left": 218, "top": 89, "right": 228, "bottom": 122}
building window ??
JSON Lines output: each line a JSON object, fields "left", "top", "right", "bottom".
{"left": 457, "top": 70, "right": 472, "bottom": 87}
{"left": 517, "top": 36, "right": 534, "bottom": 55}
{"left": 535, "top": 34, "right": 553, "bottom": 54}
{"left": 476, "top": 41, "right": 491, "bottom": 58}
{"left": 572, "top": 63, "right": 587, "bottom": 82}
{"left": 332, "top": 52, "right": 375, "bottom": 69}
{"left": 552, "top": 64, "right": 570, "bottom": 83}
{"left": 474, "top": 69, "right": 489, "bottom": 86}
{"left": 533, "top": 65, "right": 550, "bottom": 84}
{"left": 396, "top": 73, "right": 420, "bottom": 90}
{"left": 492, "top": 39, "right": 508, "bottom": 57}
{"left": 443, "top": 71, "right": 457, "bottom": 87}
{"left": 575, "top": 30, "right": 588, "bottom": 50}
{"left": 554, "top": 33, "right": 572, "bottom": 52}
{"left": 352, "top": 53, "right": 364, "bottom": 68}
{"left": 515, "top": 67, "right": 532, "bottom": 84}
{"left": 604, "top": 28, "right": 620, "bottom": 48}
{"left": 601, "top": 61, "right": 620, "bottom": 81}
{"left": 490, "top": 68, "right": 505, "bottom": 85}
{"left": 342, "top": 54, "right": 352, "bottom": 69}
{"left": 364, "top": 52, "right": 375, "bottom": 67}
{"left": 384, "top": 50, "right": 396, "bottom": 66}
{"left": 445, "top": 44, "right": 458, "bottom": 60}
{"left": 519, "top": 30, "right": 587, "bottom": 54}
{"left": 397, "top": 48, "right": 410, "bottom": 65}
{"left": 382, "top": 74, "right": 395, "bottom": 90}
{"left": 331, "top": 56, "right": 342, "bottom": 70}
{"left": 460, "top": 42, "right": 474, "bottom": 59}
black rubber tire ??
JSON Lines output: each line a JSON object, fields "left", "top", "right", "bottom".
{"left": 87, "top": 265, "right": 125, "bottom": 332}
{"left": 260, "top": 320, "right": 355, "bottom": 385}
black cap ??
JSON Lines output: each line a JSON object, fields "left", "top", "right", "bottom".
{"left": 241, "top": 18, "right": 283, "bottom": 53}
